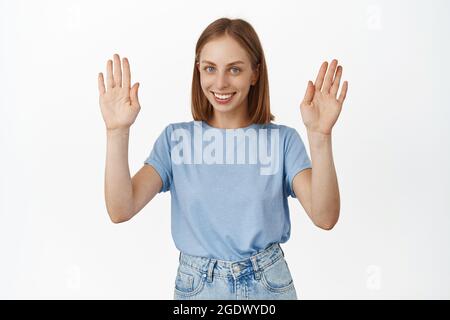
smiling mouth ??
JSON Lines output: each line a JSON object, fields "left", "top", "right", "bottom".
{"left": 210, "top": 91, "right": 236, "bottom": 104}
{"left": 211, "top": 91, "right": 236, "bottom": 98}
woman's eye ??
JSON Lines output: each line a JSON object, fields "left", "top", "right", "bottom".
{"left": 204, "top": 66, "right": 241, "bottom": 74}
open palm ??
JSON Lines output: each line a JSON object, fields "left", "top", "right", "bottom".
{"left": 98, "top": 54, "right": 141, "bottom": 131}
{"left": 300, "top": 59, "right": 348, "bottom": 135}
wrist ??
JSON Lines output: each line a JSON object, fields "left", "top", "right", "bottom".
{"left": 307, "top": 129, "right": 332, "bottom": 148}
{"left": 307, "top": 129, "right": 331, "bottom": 138}
{"left": 107, "top": 127, "right": 130, "bottom": 137}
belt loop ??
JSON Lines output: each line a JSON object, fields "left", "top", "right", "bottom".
{"left": 207, "top": 259, "right": 217, "bottom": 283}
{"left": 179, "top": 251, "right": 181, "bottom": 262}
{"left": 250, "top": 256, "right": 261, "bottom": 280}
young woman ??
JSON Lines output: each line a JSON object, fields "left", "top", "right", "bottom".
{"left": 99, "top": 17, "right": 348, "bottom": 300}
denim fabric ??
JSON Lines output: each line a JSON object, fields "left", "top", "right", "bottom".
{"left": 173, "top": 243, "right": 298, "bottom": 300}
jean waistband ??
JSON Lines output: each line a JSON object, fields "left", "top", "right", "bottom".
{"left": 178, "top": 242, "right": 285, "bottom": 281}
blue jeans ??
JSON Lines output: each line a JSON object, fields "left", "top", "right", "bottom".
{"left": 173, "top": 242, "right": 298, "bottom": 300}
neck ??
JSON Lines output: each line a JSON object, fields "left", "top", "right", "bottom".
{"left": 208, "top": 116, "right": 252, "bottom": 129}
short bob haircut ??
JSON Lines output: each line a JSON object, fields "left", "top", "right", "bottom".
{"left": 191, "top": 17, "right": 275, "bottom": 124}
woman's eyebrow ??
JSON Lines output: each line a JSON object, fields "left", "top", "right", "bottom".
{"left": 201, "top": 60, "right": 245, "bottom": 66}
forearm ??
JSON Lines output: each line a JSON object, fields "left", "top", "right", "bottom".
{"left": 307, "top": 130, "right": 340, "bottom": 229}
{"left": 104, "top": 128, "right": 134, "bottom": 222}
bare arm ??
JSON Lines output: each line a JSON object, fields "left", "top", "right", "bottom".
{"left": 292, "top": 168, "right": 313, "bottom": 221}
{"left": 295, "top": 59, "right": 347, "bottom": 230}
{"left": 100, "top": 53, "right": 156, "bottom": 223}
{"left": 307, "top": 130, "right": 340, "bottom": 229}
{"left": 104, "top": 127, "right": 163, "bottom": 223}
{"left": 292, "top": 132, "right": 340, "bottom": 230}
{"left": 104, "top": 128, "right": 134, "bottom": 222}
{"left": 131, "top": 164, "right": 163, "bottom": 217}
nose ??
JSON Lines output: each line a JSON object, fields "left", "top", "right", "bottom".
{"left": 214, "top": 71, "right": 230, "bottom": 90}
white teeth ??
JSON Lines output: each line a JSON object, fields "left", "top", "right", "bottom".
{"left": 213, "top": 92, "right": 234, "bottom": 99}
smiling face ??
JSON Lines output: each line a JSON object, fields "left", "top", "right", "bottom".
{"left": 196, "top": 34, "right": 259, "bottom": 118}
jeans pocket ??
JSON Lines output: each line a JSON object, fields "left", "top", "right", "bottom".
{"left": 174, "top": 264, "right": 206, "bottom": 297}
{"left": 260, "top": 257, "right": 295, "bottom": 293}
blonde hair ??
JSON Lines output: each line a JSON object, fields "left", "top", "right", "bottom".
{"left": 191, "top": 17, "right": 275, "bottom": 124}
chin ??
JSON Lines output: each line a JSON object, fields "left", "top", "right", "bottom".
{"left": 210, "top": 104, "right": 235, "bottom": 113}
{"left": 209, "top": 94, "right": 241, "bottom": 112}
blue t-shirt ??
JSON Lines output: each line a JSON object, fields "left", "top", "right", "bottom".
{"left": 144, "top": 120, "right": 311, "bottom": 260}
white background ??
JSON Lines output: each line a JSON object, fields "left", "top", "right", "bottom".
{"left": 1, "top": 0, "right": 449, "bottom": 299}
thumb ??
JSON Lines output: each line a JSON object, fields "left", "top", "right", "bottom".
{"left": 302, "top": 81, "right": 314, "bottom": 106}
{"left": 130, "top": 82, "right": 140, "bottom": 108}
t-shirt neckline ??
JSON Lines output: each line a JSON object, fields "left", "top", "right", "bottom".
{"left": 201, "top": 120, "right": 260, "bottom": 131}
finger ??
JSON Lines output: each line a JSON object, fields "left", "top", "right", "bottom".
{"left": 98, "top": 73, "right": 106, "bottom": 95}
{"left": 337, "top": 81, "right": 348, "bottom": 105}
{"left": 314, "top": 61, "right": 328, "bottom": 92}
{"left": 330, "top": 65, "right": 343, "bottom": 97}
{"left": 113, "top": 54, "right": 122, "bottom": 88}
{"left": 322, "top": 59, "right": 338, "bottom": 93}
{"left": 106, "top": 59, "right": 114, "bottom": 89}
{"left": 302, "top": 81, "right": 315, "bottom": 105}
{"left": 130, "top": 83, "right": 140, "bottom": 108}
{"left": 106, "top": 60, "right": 114, "bottom": 90}
{"left": 122, "top": 57, "right": 131, "bottom": 89}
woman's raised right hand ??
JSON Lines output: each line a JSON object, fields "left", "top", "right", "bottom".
{"left": 98, "top": 54, "right": 141, "bottom": 132}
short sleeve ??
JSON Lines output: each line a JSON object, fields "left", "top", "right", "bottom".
{"left": 144, "top": 124, "right": 173, "bottom": 193}
{"left": 284, "top": 128, "right": 312, "bottom": 198}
